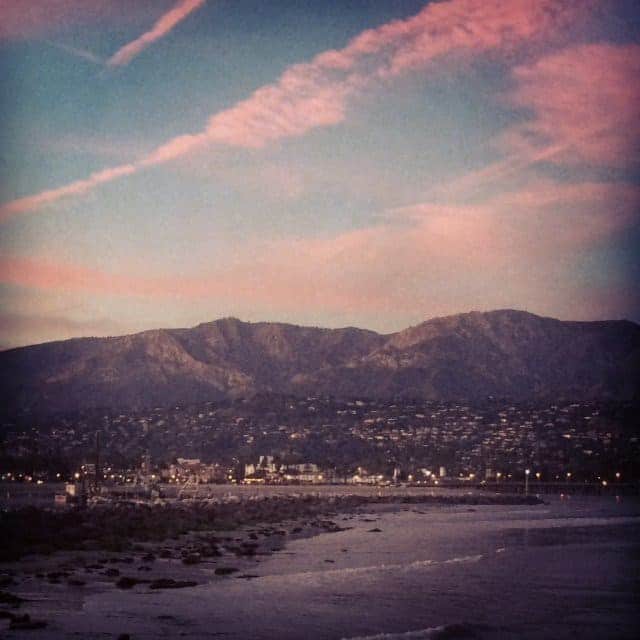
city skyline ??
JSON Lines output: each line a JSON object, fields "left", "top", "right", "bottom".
{"left": 1, "top": 0, "right": 639, "bottom": 348}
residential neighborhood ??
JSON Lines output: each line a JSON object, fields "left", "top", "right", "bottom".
{"left": 1, "top": 395, "right": 637, "bottom": 487}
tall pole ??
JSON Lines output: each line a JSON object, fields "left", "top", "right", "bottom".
{"left": 525, "top": 468, "right": 530, "bottom": 495}
{"left": 95, "top": 431, "right": 101, "bottom": 494}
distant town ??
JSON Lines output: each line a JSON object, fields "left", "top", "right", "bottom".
{"left": 1, "top": 395, "right": 638, "bottom": 491}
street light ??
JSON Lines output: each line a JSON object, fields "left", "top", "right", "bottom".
{"left": 525, "top": 469, "right": 530, "bottom": 495}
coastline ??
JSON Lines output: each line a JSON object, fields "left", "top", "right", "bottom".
{"left": 1, "top": 494, "right": 636, "bottom": 640}
{"left": 0, "top": 491, "right": 542, "bottom": 634}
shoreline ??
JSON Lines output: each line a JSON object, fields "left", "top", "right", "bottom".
{"left": 1, "top": 492, "right": 542, "bottom": 560}
{"left": 0, "top": 492, "right": 542, "bottom": 634}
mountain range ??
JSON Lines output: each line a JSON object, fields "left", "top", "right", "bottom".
{"left": 1, "top": 310, "right": 638, "bottom": 416}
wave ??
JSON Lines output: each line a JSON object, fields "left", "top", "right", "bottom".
{"left": 342, "top": 622, "right": 484, "bottom": 640}
{"left": 261, "top": 554, "right": 485, "bottom": 582}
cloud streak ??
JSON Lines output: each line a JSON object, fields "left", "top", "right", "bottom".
{"left": 0, "top": 165, "right": 137, "bottom": 223}
{"left": 43, "top": 40, "right": 104, "bottom": 65}
{"left": 0, "top": 1, "right": 170, "bottom": 41}
{"left": 503, "top": 43, "right": 640, "bottom": 168}
{"left": 0, "top": 0, "right": 593, "bottom": 220}
{"left": 107, "top": 0, "right": 206, "bottom": 67}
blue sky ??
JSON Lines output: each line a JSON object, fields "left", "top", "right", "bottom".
{"left": 0, "top": 0, "right": 639, "bottom": 347}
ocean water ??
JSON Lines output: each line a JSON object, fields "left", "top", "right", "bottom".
{"left": 5, "top": 495, "right": 639, "bottom": 639}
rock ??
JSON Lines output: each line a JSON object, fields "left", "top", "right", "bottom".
{"left": 368, "top": 528, "right": 382, "bottom": 533}
{"left": 68, "top": 578, "right": 86, "bottom": 587}
{"left": 0, "top": 591, "right": 23, "bottom": 606}
{"left": 214, "top": 567, "right": 239, "bottom": 576}
{"left": 182, "top": 553, "right": 201, "bottom": 565}
{"left": 10, "top": 617, "right": 47, "bottom": 630}
{"left": 0, "top": 610, "right": 21, "bottom": 620}
{"left": 149, "top": 579, "right": 197, "bottom": 589}
{"left": 104, "top": 568, "right": 120, "bottom": 577}
{"left": 115, "top": 576, "right": 143, "bottom": 589}
{"left": 116, "top": 634, "right": 131, "bottom": 640}
{"left": 235, "top": 542, "right": 258, "bottom": 556}
{"left": 46, "top": 571, "right": 69, "bottom": 581}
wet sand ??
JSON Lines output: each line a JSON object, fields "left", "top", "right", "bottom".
{"left": 0, "top": 491, "right": 543, "bottom": 636}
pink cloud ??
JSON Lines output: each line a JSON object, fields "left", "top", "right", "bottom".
{"left": 0, "top": 253, "right": 387, "bottom": 315}
{"left": 379, "top": 0, "right": 589, "bottom": 77}
{"left": 107, "top": 0, "right": 206, "bottom": 67}
{"left": 504, "top": 43, "right": 640, "bottom": 167}
{"left": 489, "top": 180, "right": 640, "bottom": 214}
{"left": 0, "top": 0, "right": 594, "bottom": 218}
{"left": 0, "top": 1, "right": 172, "bottom": 40}
{"left": 1, "top": 176, "right": 637, "bottom": 323}
{"left": 0, "top": 164, "right": 136, "bottom": 222}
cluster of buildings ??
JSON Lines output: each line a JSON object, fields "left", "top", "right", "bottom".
{"left": 0, "top": 396, "right": 637, "bottom": 485}
{"left": 243, "top": 456, "right": 324, "bottom": 483}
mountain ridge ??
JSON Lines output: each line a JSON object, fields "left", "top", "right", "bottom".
{"left": 1, "top": 309, "right": 638, "bottom": 415}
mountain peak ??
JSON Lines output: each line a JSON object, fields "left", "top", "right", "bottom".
{"left": 1, "top": 311, "right": 638, "bottom": 415}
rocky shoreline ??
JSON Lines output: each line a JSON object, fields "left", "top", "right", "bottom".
{"left": 0, "top": 492, "right": 541, "bottom": 635}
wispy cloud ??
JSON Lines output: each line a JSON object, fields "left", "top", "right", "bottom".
{"left": 418, "top": 42, "right": 640, "bottom": 203}
{"left": 0, "top": 0, "right": 593, "bottom": 219}
{"left": 43, "top": 40, "right": 104, "bottom": 65}
{"left": 0, "top": 1, "right": 164, "bottom": 41}
{"left": 3, "top": 177, "right": 636, "bottom": 321}
{"left": 107, "top": 0, "right": 206, "bottom": 67}
{"left": 0, "top": 165, "right": 137, "bottom": 223}
{"left": 503, "top": 43, "right": 640, "bottom": 168}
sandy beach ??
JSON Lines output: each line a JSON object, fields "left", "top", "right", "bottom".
{"left": 1, "top": 490, "right": 543, "bottom": 636}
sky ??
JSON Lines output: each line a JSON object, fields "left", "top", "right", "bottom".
{"left": 0, "top": 0, "right": 639, "bottom": 348}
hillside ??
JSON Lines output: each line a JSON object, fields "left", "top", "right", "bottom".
{"left": 1, "top": 310, "right": 638, "bottom": 415}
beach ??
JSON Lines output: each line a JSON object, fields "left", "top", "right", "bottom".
{"left": 1, "top": 490, "right": 638, "bottom": 639}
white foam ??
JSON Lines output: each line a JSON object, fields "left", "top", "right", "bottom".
{"left": 342, "top": 624, "right": 461, "bottom": 640}
{"left": 262, "top": 554, "right": 484, "bottom": 582}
